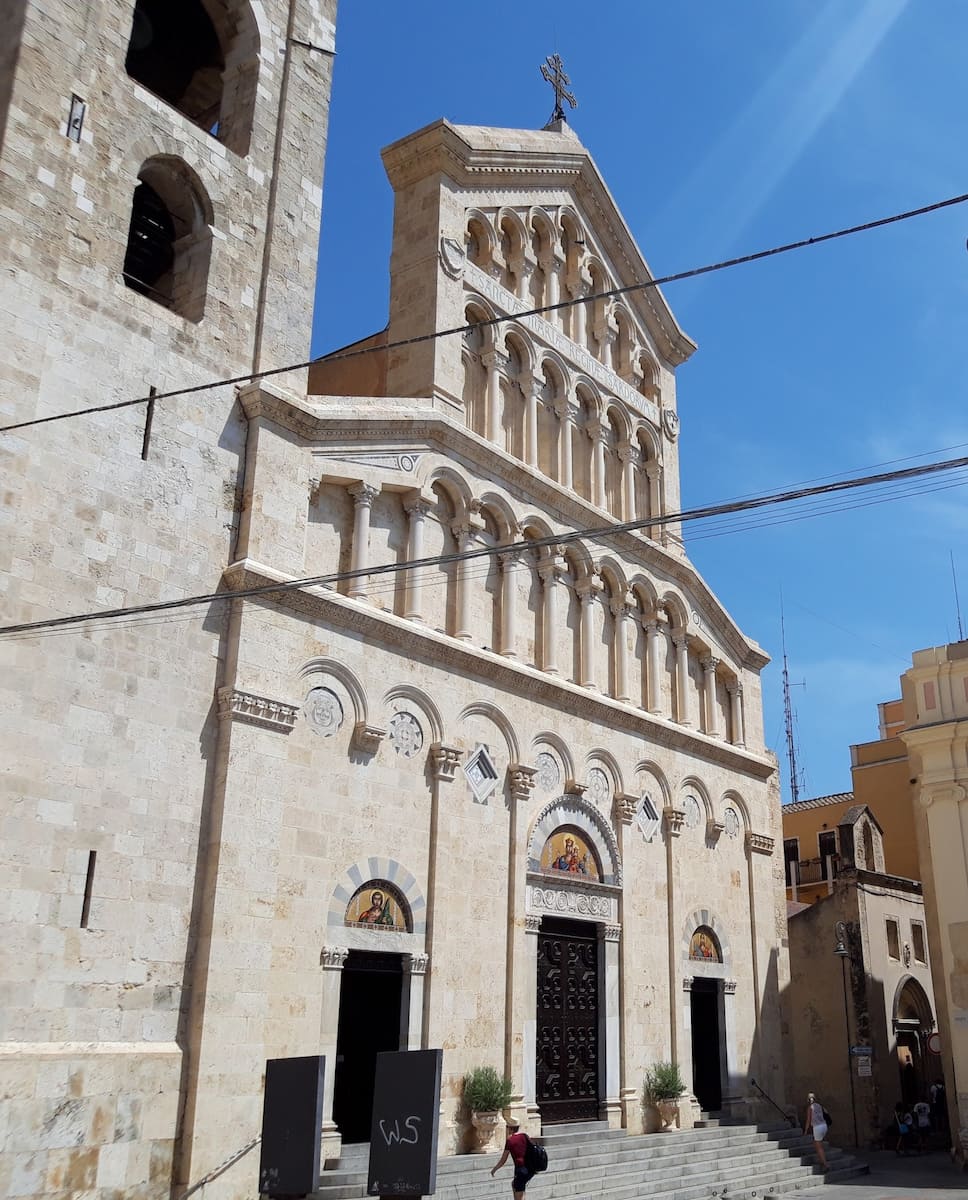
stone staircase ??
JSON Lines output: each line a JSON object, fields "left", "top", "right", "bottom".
{"left": 313, "top": 1119, "right": 868, "bottom": 1200}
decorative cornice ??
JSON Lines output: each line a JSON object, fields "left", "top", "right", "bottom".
{"left": 746, "top": 832, "right": 775, "bottom": 855}
{"left": 320, "top": 946, "right": 349, "bottom": 970}
{"left": 664, "top": 806, "right": 685, "bottom": 836}
{"left": 236, "top": 382, "right": 769, "bottom": 672}
{"left": 217, "top": 687, "right": 298, "bottom": 733}
{"left": 509, "top": 764, "right": 539, "bottom": 803}
{"left": 431, "top": 742, "right": 463, "bottom": 782}
{"left": 221, "top": 559, "right": 775, "bottom": 781}
{"left": 353, "top": 721, "right": 386, "bottom": 753}
{"left": 613, "top": 793, "right": 638, "bottom": 826}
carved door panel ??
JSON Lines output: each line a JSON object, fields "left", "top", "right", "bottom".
{"left": 536, "top": 923, "right": 600, "bottom": 1122}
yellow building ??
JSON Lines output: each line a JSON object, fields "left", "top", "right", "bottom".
{"left": 783, "top": 699, "right": 918, "bottom": 905}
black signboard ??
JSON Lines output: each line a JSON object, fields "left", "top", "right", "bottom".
{"left": 259, "top": 1055, "right": 325, "bottom": 1198}
{"left": 367, "top": 1049, "right": 443, "bottom": 1197}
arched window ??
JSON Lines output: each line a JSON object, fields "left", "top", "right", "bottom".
{"left": 461, "top": 306, "right": 487, "bottom": 436}
{"left": 125, "top": 0, "right": 259, "bottom": 155}
{"left": 122, "top": 158, "right": 212, "bottom": 322}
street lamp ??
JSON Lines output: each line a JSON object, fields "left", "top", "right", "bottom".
{"left": 834, "top": 920, "right": 860, "bottom": 1147}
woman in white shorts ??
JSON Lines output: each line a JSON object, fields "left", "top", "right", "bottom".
{"left": 804, "top": 1092, "right": 829, "bottom": 1171}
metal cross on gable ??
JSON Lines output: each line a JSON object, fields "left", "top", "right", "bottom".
{"left": 540, "top": 53, "right": 577, "bottom": 124}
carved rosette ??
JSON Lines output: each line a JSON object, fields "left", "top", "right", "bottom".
{"left": 664, "top": 807, "right": 685, "bottom": 837}
{"left": 430, "top": 743, "right": 463, "bottom": 783}
{"left": 389, "top": 711, "right": 424, "bottom": 757}
{"left": 587, "top": 767, "right": 610, "bottom": 807}
{"left": 682, "top": 795, "right": 701, "bottom": 830}
{"left": 535, "top": 752, "right": 561, "bottom": 794}
{"left": 746, "top": 832, "right": 775, "bottom": 855}
{"left": 320, "top": 946, "right": 349, "bottom": 970}
{"left": 218, "top": 687, "right": 299, "bottom": 733}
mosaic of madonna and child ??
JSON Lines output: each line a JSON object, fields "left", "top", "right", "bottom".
{"left": 540, "top": 829, "right": 601, "bottom": 881}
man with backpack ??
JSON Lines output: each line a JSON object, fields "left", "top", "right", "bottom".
{"left": 490, "top": 1121, "right": 547, "bottom": 1199}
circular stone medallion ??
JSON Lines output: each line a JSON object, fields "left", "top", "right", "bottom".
{"left": 587, "top": 767, "right": 610, "bottom": 806}
{"left": 304, "top": 687, "right": 343, "bottom": 737}
{"left": 536, "top": 752, "right": 560, "bottom": 794}
{"left": 683, "top": 794, "right": 702, "bottom": 829}
{"left": 724, "top": 807, "right": 740, "bottom": 838}
{"left": 389, "top": 711, "right": 424, "bottom": 758}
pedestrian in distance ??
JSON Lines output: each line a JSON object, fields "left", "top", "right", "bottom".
{"left": 491, "top": 1120, "right": 534, "bottom": 1200}
{"left": 804, "top": 1092, "right": 829, "bottom": 1172}
{"left": 913, "top": 1096, "right": 931, "bottom": 1152}
{"left": 894, "top": 1101, "right": 913, "bottom": 1155}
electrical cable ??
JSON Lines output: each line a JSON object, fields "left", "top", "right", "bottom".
{"left": 4, "top": 447, "right": 968, "bottom": 638}
{"left": 2, "top": 190, "right": 967, "bottom": 437}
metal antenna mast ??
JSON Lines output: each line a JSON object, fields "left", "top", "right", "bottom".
{"left": 781, "top": 599, "right": 804, "bottom": 805}
{"left": 951, "top": 550, "right": 964, "bottom": 641}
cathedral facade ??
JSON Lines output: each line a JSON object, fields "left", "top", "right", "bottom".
{"left": 0, "top": 5, "right": 789, "bottom": 1199}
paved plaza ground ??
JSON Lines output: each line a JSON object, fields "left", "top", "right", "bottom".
{"left": 799, "top": 1149, "right": 968, "bottom": 1200}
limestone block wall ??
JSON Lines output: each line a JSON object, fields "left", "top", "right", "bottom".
{"left": 0, "top": 2, "right": 335, "bottom": 1197}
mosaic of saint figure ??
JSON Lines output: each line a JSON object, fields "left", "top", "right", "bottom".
{"left": 345, "top": 883, "right": 406, "bottom": 930}
{"left": 689, "top": 926, "right": 721, "bottom": 962}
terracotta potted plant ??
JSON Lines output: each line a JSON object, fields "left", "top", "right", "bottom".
{"left": 463, "top": 1067, "right": 514, "bottom": 1153}
{"left": 644, "top": 1062, "right": 686, "bottom": 1132}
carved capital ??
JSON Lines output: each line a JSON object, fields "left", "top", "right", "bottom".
{"left": 724, "top": 979, "right": 737, "bottom": 995}
{"left": 508, "top": 764, "right": 539, "bottom": 803}
{"left": 430, "top": 742, "right": 463, "bottom": 782}
{"left": 609, "top": 598, "right": 630, "bottom": 620}
{"left": 617, "top": 440, "right": 639, "bottom": 465}
{"left": 524, "top": 914, "right": 542, "bottom": 935}
{"left": 481, "top": 350, "right": 509, "bottom": 374}
{"left": 576, "top": 576, "right": 605, "bottom": 602}
{"left": 746, "top": 831, "right": 775, "bottom": 855}
{"left": 348, "top": 481, "right": 378, "bottom": 506}
{"left": 613, "top": 793, "right": 638, "bottom": 826}
{"left": 538, "top": 556, "right": 565, "bottom": 585}
{"left": 564, "top": 779, "right": 588, "bottom": 799}
{"left": 554, "top": 398, "right": 579, "bottom": 423}
{"left": 682, "top": 976, "right": 695, "bottom": 992}
{"left": 320, "top": 946, "right": 349, "bottom": 970}
{"left": 725, "top": 679, "right": 743, "bottom": 697}
{"left": 644, "top": 460, "right": 661, "bottom": 481}
{"left": 404, "top": 952, "right": 429, "bottom": 976}
{"left": 706, "top": 818, "right": 725, "bottom": 842}
{"left": 602, "top": 924, "right": 622, "bottom": 943}
{"left": 701, "top": 656, "right": 720, "bottom": 674}
{"left": 353, "top": 722, "right": 386, "bottom": 753}
{"left": 403, "top": 491, "right": 433, "bottom": 518}
{"left": 218, "top": 687, "right": 298, "bottom": 733}
{"left": 664, "top": 806, "right": 685, "bottom": 836}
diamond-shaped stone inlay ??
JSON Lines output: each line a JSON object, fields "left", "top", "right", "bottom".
{"left": 464, "top": 744, "right": 499, "bottom": 803}
{"left": 636, "top": 794, "right": 661, "bottom": 843}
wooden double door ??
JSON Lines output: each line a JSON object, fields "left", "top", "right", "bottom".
{"left": 536, "top": 918, "right": 601, "bottom": 1123}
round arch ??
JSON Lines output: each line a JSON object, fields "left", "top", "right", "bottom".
{"left": 327, "top": 857, "right": 427, "bottom": 939}
{"left": 681, "top": 908, "right": 733, "bottom": 970}
{"left": 458, "top": 700, "right": 520, "bottom": 765}
{"left": 528, "top": 793, "right": 622, "bottom": 887}
{"left": 300, "top": 657, "right": 368, "bottom": 727}
{"left": 532, "top": 732, "right": 577, "bottom": 784}
{"left": 383, "top": 683, "right": 444, "bottom": 744}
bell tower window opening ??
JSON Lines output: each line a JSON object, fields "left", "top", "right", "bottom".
{"left": 125, "top": 0, "right": 259, "bottom": 156}
{"left": 122, "top": 158, "right": 213, "bottom": 323}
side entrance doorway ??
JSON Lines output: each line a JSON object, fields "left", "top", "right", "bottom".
{"left": 690, "top": 978, "right": 723, "bottom": 1113}
{"left": 536, "top": 918, "right": 601, "bottom": 1124}
{"left": 332, "top": 950, "right": 403, "bottom": 1143}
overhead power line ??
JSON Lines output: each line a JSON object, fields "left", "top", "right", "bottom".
{"left": 3, "top": 449, "right": 968, "bottom": 639}
{"left": 2, "top": 190, "right": 967, "bottom": 437}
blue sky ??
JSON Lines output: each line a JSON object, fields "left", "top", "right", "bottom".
{"left": 311, "top": 2, "right": 968, "bottom": 802}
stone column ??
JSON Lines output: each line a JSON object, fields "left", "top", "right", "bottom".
{"left": 403, "top": 493, "right": 431, "bottom": 622}
{"left": 499, "top": 548, "right": 522, "bottom": 659}
{"left": 611, "top": 597, "right": 632, "bottom": 703}
{"left": 506, "top": 768, "right": 538, "bottom": 1132}
{"left": 702, "top": 656, "right": 720, "bottom": 738}
{"left": 348, "top": 482, "right": 378, "bottom": 601}
{"left": 619, "top": 442, "right": 637, "bottom": 523}
{"left": 539, "top": 554, "right": 563, "bottom": 675}
{"left": 401, "top": 953, "right": 429, "bottom": 1051}
{"left": 555, "top": 399, "right": 576, "bottom": 491}
{"left": 720, "top": 980, "right": 742, "bottom": 1115}
{"left": 483, "top": 350, "right": 508, "bottom": 444}
{"left": 600, "top": 924, "right": 623, "bottom": 1128}
{"left": 319, "top": 946, "right": 348, "bottom": 1161}
{"left": 645, "top": 461, "right": 661, "bottom": 537}
{"left": 726, "top": 680, "right": 746, "bottom": 747}
{"left": 424, "top": 744, "right": 463, "bottom": 1050}
{"left": 577, "top": 577, "right": 603, "bottom": 690}
{"left": 541, "top": 251, "right": 563, "bottom": 327}
{"left": 516, "top": 255, "right": 535, "bottom": 303}
{"left": 673, "top": 632, "right": 692, "bottom": 726}
{"left": 646, "top": 619, "right": 664, "bottom": 715}
{"left": 451, "top": 515, "right": 482, "bottom": 641}
{"left": 589, "top": 418, "right": 607, "bottom": 509}
{"left": 600, "top": 322, "right": 618, "bottom": 373}
{"left": 524, "top": 376, "right": 541, "bottom": 470}
{"left": 522, "top": 914, "right": 542, "bottom": 1129}
{"left": 571, "top": 274, "right": 589, "bottom": 347}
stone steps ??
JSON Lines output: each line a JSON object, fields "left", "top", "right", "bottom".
{"left": 311, "top": 1123, "right": 867, "bottom": 1200}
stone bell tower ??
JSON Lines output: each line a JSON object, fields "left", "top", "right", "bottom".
{"left": 0, "top": 2, "right": 335, "bottom": 1197}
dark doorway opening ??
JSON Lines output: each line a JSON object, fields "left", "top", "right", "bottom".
{"left": 536, "top": 917, "right": 601, "bottom": 1124}
{"left": 333, "top": 950, "right": 403, "bottom": 1143}
{"left": 690, "top": 979, "right": 722, "bottom": 1113}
